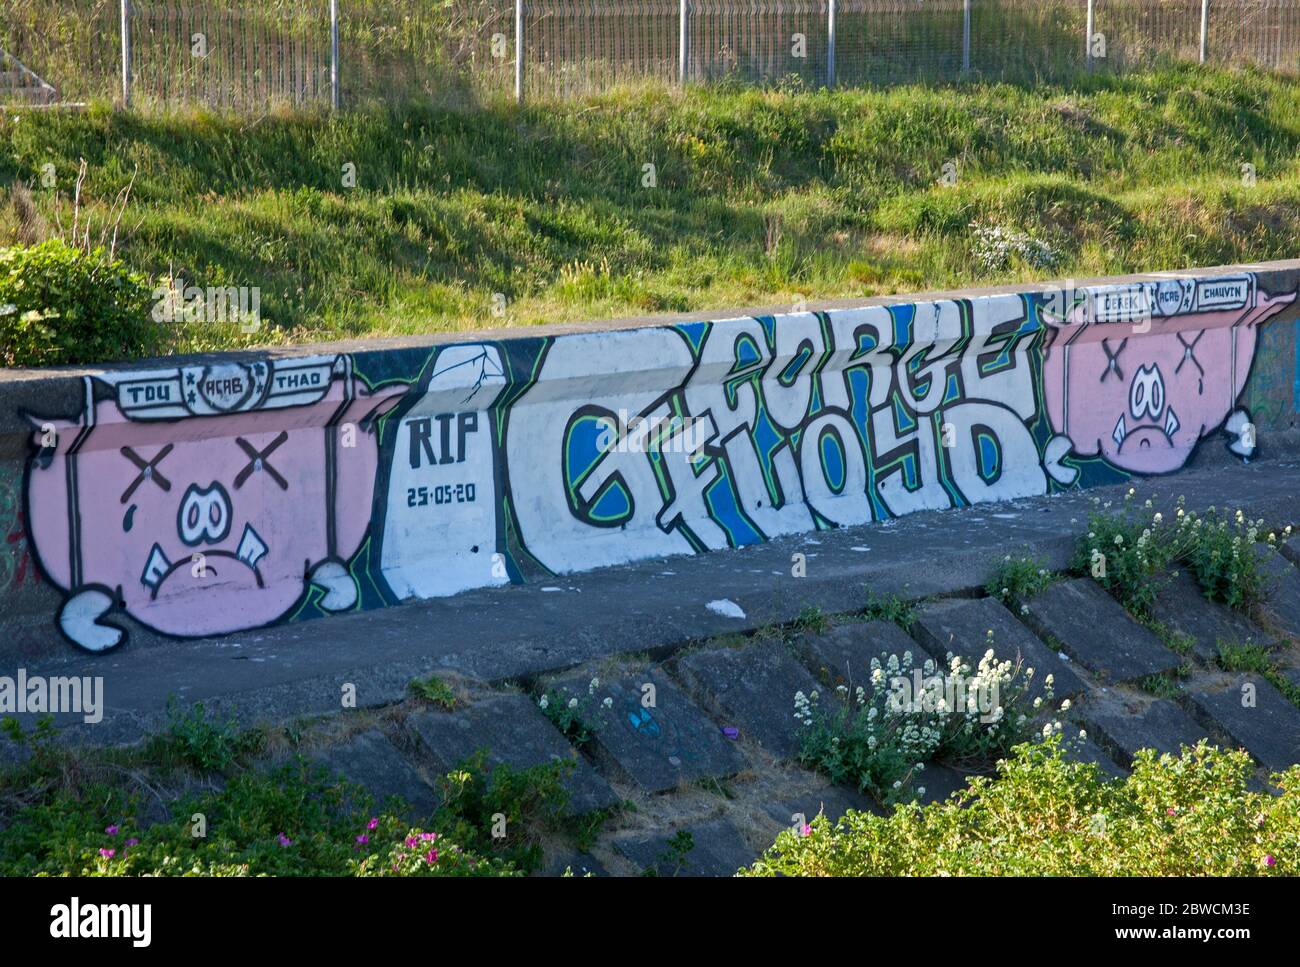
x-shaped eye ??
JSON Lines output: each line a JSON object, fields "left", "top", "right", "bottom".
{"left": 234, "top": 432, "right": 289, "bottom": 491}
{"left": 1100, "top": 337, "right": 1127, "bottom": 383}
{"left": 120, "top": 445, "right": 174, "bottom": 504}
{"left": 1175, "top": 330, "right": 1205, "bottom": 379}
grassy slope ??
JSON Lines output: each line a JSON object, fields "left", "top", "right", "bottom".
{"left": 2, "top": 64, "right": 1300, "bottom": 356}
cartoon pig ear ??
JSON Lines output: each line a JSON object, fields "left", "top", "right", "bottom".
{"left": 22, "top": 413, "right": 75, "bottom": 465}
{"left": 364, "top": 384, "right": 406, "bottom": 420}
{"left": 59, "top": 588, "right": 125, "bottom": 653}
{"left": 343, "top": 383, "right": 406, "bottom": 434}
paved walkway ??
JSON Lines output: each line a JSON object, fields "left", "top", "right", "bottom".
{"left": 9, "top": 459, "right": 1300, "bottom": 748}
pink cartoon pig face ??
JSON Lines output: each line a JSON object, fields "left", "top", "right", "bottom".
{"left": 26, "top": 358, "right": 404, "bottom": 652}
{"left": 1042, "top": 285, "right": 1295, "bottom": 475}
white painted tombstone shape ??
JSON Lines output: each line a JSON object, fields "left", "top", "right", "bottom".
{"left": 379, "top": 344, "right": 508, "bottom": 599}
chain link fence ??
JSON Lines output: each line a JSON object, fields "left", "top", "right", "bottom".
{"left": 2, "top": 0, "right": 1299, "bottom": 109}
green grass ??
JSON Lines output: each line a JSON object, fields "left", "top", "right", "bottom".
{"left": 985, "top": 552, "right": 1057, "bottom": 611}
{"left": 861, "top": 591, "right": 918, "bottom": 627}
{"left": 1135, "top": 670, "right": 1187, "bottom": 700}
{"left": 6, "top": 64, "right": 1300, "bottom": 359}
{"left": 409, "top": 674, "right": 458, "bottom": 710}
{"left": 1217, "top": 642, "right": 1300, "bottom": 707}
{"left": 1143, "top": 619, "right": 1198, "bottom": 659}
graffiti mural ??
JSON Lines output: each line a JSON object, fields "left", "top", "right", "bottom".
{"left": 24, "top": 356, "right": 403, "bottom": 651}
{"left": 14, "top": 270, "right": 1298, "bottom": 653}
{"left": 1041, "top": 275, "right": 1295, "bottom": 475}
{"left": 505, "top": 294, "right": 1050, "bottom": 574}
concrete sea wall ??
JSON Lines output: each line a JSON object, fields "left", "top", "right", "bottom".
{"left": 1, "top": 261, "right": 1297, "bottom": 657}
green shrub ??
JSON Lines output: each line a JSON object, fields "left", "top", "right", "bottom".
{"left": 795, "top": 639, "right": 1057, "bottom": 805}
{"left": 1182, "top": 508, "right": 1281, "bottom": 613}
{"left": 642, "top": 830, "right": 696, "bottom": 877}
{"left": 0, "top": 757, "right": 518, "bottom": 877}
{"left": 0, "top": 744, "right": 581, "bottom": 876}
{"left": 538, "top": 677, "right": 610, "bottom": 748}
{"left": 434, "top": 751, "right": 575, "bottom": 873}
{"left": 1074, "top": 492, "right": 1291, "bottom": 617}
{"left": 0, "top": 705, "right": 581, "bottom": 875}
{"left": 0, "top": 239, "right": 157, "bottom": 366}
{"left": 0, "top": 714, "right": 62, "bottom": 777}
{"left": 745, "top": 736, "right": 1298, "bottom": 876}
{"left": 1072, "top": 492, "right": 1180, "bottom": 617}
{"left": 143, "top": 701, "right": 267, "bottom": 773}
{"left": 986, "top": 553, "right": 1057, "bottom": 611}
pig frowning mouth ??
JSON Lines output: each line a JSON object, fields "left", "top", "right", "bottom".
{"left": 1111, "top": 407, "right": 1182, "bottom": 453}
{"left": 140, "top": 523, "right": 271, "bottom": 598}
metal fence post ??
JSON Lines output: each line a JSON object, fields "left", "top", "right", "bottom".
{"left": 962, "top": 0, "right": 971, "bottom": 74}
{"left": 1199, "top": 0, "right": 1209, "bottom": 63}
{"left": 827, "top": 0, "right": 836, "bottom": 87}
{"left": 515, "top": 0, "right": 524, "bottom": 102}
{"left": 330, "top": 0, "right": 340, "bottom": 110}
{"left": 679, "top": 0, "right": 689, "bottom": 85}
{"left": 120, "top": 0, "right": 131, "bottom": 107}
{"left": 1085, "top": 0, "right": 1095, "bottom": 71}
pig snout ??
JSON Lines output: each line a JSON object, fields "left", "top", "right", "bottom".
{"left": 178, "top": 483, "right": 233, "bottom": 546}
{"left": 1128, "top": 364, "right": 1165, "bottom": 421}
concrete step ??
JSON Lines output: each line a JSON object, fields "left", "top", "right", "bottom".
{"left": 912, "top": 595, "right": 1086, "bottom": 701}
{"left": 1082, "top": 697, "right": 1210, "bottom": 769}
{"left": 612, "top": 818, "right": 757, "bottom": 876}
{"left": 1148, "top": 568, "right": 1271, "bottom": 661}
{"left": 674, "top": 642, "right": 823, "bottom": 761}
{"left": 542, "top": 666, "right": 746, "bottom": 794}
{"left": 407, "top": 691, "right": 619, "bottom": 814}
{"left": 1255, "top": 544, "right": 1300, "bottom": 640}
{"left": 795, "top": 619, "right": 917, "bottom": 689}
{"left": 1184, "top": 673, "right": 1300, "bottom": 773}
{"left": 309, "top": 728, "right": 438, "bottom": 822}
{"left": 1020, "top": 578, "right": 1182, "bottom": 684}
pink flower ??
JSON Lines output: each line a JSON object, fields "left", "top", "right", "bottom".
{"left": 1166, "top": 807, "right": 1177, "bottom": 816}
{"left": 277, "top": 833, "right": 293, "bottom": 847}
{"left": 425, "top": 849, "right": 438, "bottom": 864}
{"left": 1265, "top": 855, "right": 1276, "bottom": 867}
{"left": 800, "top": 824, "right": 813, "bottom": 837}
{"left": 367, "top": 817, "right": 379, "bottom": 830}
{"left": 355, "top": 834, "right": 369, "bottom": 845}
{"left": 99, "top": 848, "right": 115, "bottom": 859}
{"left": 404, "top": 836, "right": 418, "bottom": 848}
{"left": 105, "top": 825, "right": 119, "bottom": 835}
{"left": 125, "top": 838, "right": 139, "bottom": 848}
{"left": 420, "top": 832, "right": 437, "bottom": 842}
